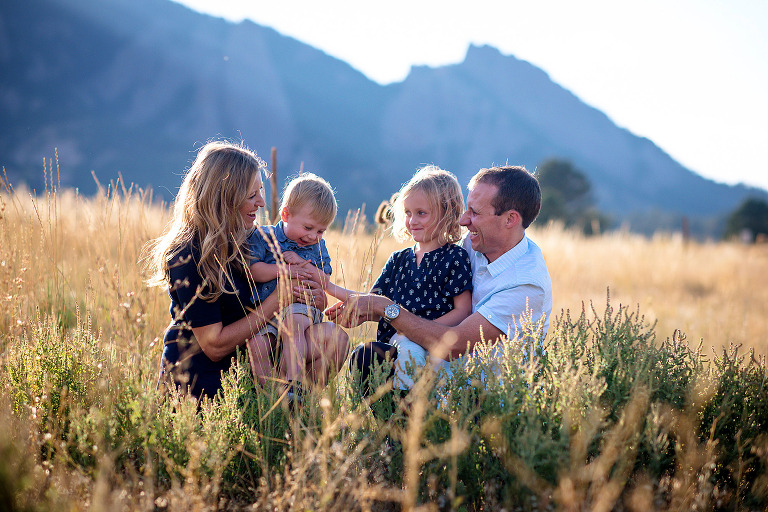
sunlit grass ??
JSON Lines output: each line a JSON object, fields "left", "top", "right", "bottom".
{"left": 533, "top": 224, "right": 768, "bottom": 358}
{"left": 1, "top": 168, "right": 767, "bottom": 511}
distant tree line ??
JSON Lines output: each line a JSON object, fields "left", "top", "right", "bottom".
{"left": 724, "top": 197, "right": 768, "bottom": 243}
{"left": 534, "top": 158, "right": 609, "bottom": 235}
{"left": 534, "top": 158, "right": 768, "bottom": 242}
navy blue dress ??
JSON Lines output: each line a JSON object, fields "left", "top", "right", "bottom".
{"left": 372, "top": 243, "right": 472, "bottom": 343}
{"left": 159, "top": 241, "right": 256, "bottom": 400}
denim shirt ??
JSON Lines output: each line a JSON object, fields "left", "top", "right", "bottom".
{"left": 246, "top": 221, "right": 332, "bottom": 303}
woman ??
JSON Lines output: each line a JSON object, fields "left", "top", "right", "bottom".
{"left": 146, "top": 141, "right": 348, "bottom": 400}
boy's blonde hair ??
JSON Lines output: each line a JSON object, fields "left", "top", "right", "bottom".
{"left": 280, "top": 172, "right": 337, "bottom": 226}
{"left": 391, "top": 165, "right": 464, "bottom": 245}
{"left": 144, "top": 141, "right": 266, "bottom": 300}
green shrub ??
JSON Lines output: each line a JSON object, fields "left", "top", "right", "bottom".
{"left": 2, "top": 300, "right": 767, "bottom": 510}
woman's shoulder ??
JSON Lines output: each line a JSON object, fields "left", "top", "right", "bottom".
{"left": 168, "top": 240, "right": 200, "bottom": 275}
{"left": 248, "top": 224, "right": 276, "bottom": 244}
{"left": 170, "top": 239, "right": 198, "bottom": 258}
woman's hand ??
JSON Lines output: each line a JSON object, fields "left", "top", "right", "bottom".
{"left": 303, "top": 265, "right": 330, "bottom": 289}
{"left": 292, "top": 274, "right": 328, "bottom": 310}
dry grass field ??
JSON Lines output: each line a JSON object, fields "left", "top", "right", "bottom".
{"left": 2, "top": 179, "right": 766, "bottom": 360}
{"left": 328, "top": 214, "right": 768, "bottom": 361}
{"left": 534, "top": 226, "right": 768, "bottom": 359}
{"left": 1, "top": 176, "right": 767, "bottom": 511}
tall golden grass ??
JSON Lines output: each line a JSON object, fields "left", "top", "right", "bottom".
{"left": 3, "top": 171, "right": 766, "bottom": 360}
{"left": 1, "top": 169, "right": 767, "bottom": 510}
{"left": 533, "top": 225, "right": 768, "bottom": 358}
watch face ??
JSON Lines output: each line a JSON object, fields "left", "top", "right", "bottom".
{"left": 385, "top": 303, "right": 399, "bottom": 321}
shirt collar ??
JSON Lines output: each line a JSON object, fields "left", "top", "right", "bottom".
{"left": 411, "top": 243, "right": 449, "bottom": 259}
{"left": 480, "top": 235, "right": 530, "bottom": 277}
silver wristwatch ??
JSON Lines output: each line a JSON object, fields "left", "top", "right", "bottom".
{"left": 383, "top": 302, "right": 401, "bottom": 323}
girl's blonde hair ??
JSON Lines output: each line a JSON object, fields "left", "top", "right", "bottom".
{"left": 391, "top": 165, "right": 464, "bottom": 245}
{"left": 280, "top": 172, "right": 337, "bottom": 226}
{"left": 145, "top": 141, "right": 266, "bottom": 301}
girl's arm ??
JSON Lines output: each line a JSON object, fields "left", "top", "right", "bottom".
{"left": 432, "top": 290, "right": 472, "bottom": 327}
{"left": 326, "top": 281, "right": 355, "bottom": 302}
{"left": 325, "top": 251, "right": 396, "bottom": 319}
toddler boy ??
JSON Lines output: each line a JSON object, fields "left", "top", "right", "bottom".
{"left": 247, "top": 173, "right": 336, "bottom": 398}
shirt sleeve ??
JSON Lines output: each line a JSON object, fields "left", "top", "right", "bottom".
{"left": 439, "top": 246, "right": 473, "bottom": 299}
{"left": 318, "top": 240, "right": 332, "bottom": 275}
{"left": 476, "top": 283, "right": 546, "bottom": 338}
{"left": 168, "top": 250, "right": 222, "bottom": 328}
{"left": 247, "top": 227, "right": 271, "bottom": 266}
{"left": 371, "top": 251, "right": 399, "bottom": 297}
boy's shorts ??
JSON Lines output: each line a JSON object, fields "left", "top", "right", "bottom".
{"left": 256, "top": 302, "right": 323, "bottom": 338}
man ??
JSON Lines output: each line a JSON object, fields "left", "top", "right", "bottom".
{"left": 326, "top": 165, "right": 552, "bottom": 392}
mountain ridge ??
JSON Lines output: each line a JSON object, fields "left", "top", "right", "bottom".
{"left": 1, "top": 0, "right": 765, "bottom": 235}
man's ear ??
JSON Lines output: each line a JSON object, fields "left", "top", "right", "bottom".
{"left": 280, "top": 207, "right": 291, "bottom": 222}
{"left": 505, "top": 209, "right": 521, "bottom": 228}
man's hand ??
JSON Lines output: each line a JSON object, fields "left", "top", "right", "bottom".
{"left": 325, "top": 293, "right": 388, "bottom": 328}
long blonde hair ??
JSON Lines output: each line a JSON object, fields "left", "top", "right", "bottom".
{"left": 390, "top": 165, "right": 464, "bottom": 245}
{"left": 145, "top": 141, "right": 266, "bottom": 301}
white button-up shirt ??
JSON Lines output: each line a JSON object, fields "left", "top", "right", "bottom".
{"left": 464, "top": 234, "right": 552, "bottom": 339}
{"left": 389, "top": 233, "right": 553, "bottom": 389}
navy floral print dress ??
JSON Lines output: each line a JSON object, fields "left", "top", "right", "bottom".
{"left": 372, "top": 243, "right": 472, "bottom": 343}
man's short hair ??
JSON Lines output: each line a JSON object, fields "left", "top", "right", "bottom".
{"left": 469, "top": 166, "right": 541, "bottom": 228}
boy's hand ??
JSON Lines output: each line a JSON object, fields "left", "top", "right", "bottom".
{"left": 277, "top": 251, "right": 311, "bottom": 280}
{"left": 281, "top": 251, "right": 305, "bottom": 265}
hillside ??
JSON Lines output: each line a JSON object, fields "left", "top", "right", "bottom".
{"left": 1, "top": 0, "right": 765, "bottom": 234}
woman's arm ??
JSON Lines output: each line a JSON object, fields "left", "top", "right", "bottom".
{"left": 193, "top": 273, "right": 326, "bottom": 362}
{"left": 191, "top": 289, "right": 281, "bottom": 362}
{"left": 432, "top": 290, "right": 472, "bottom": 327}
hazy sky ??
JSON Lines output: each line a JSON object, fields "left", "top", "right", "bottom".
{"left": 175, "top": 0, "right": 768, "bottom": 192}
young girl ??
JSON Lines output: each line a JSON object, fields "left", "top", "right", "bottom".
{"left": 327, "top": 165, "right": 472, "bottom": 388}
